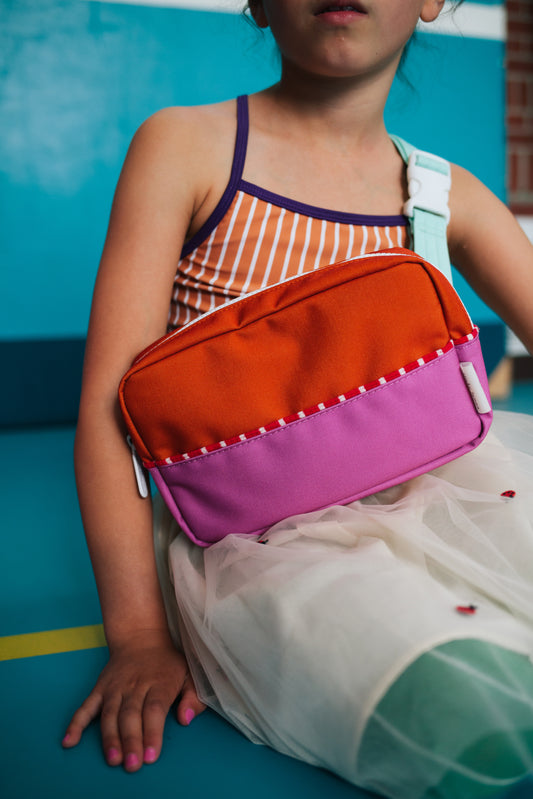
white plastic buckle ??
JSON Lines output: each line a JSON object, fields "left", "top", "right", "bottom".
{"left": 404, "top": 150, "right": 451, "bottom": 222}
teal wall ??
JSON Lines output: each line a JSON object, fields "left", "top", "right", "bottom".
{"left": 2, "top": 0, "right": 505, "bottom": 343}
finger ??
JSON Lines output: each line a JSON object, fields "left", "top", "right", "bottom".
{"left": 141, "top": 688, "right": 172, "bottom": 764}
{"left": 176, "top": 673, "right": 207, "bottom": 727}
{"left": 63, "top": 690, "right": 103, "bottom": 747}
{"left": 117, "top": 694, "right": 145, "bottom": 772}
{"left": 99, "top": 694, "right": 124, "bottom": 767}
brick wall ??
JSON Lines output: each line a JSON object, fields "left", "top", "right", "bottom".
{"left": 507, "top": 0, "right": 533, "bottom": 215}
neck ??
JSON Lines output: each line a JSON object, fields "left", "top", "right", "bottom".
{"left": 264, "top": 56, "right": 400, "bottom": 147}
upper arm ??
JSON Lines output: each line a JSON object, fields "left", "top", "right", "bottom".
{"left": 448, "top": 165, "right": 533, "bottom": 355}
{"left": 79, "top": 108, "right": 211, "bottom": 416}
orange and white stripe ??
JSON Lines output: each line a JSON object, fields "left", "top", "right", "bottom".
{"left": 169, "top": 190, "right": 408, "bottom": 329}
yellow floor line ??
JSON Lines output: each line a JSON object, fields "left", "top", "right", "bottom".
{"left": 0, "top": 624, "right": 107, "bottom": 661}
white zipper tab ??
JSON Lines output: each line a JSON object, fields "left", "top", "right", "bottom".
{"left": 127, "top": 435, "right": 149, "bottom": 498}
{"left": 459, "top": 362, "right": 492, "bottom": 415}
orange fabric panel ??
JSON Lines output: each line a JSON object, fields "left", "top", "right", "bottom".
{"left": 120, "top": 249, "right": 473, "bottom": 461}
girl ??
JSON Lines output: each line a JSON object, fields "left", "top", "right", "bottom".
{"left": 64, "top": 1, "right": 533, "bottom": 796}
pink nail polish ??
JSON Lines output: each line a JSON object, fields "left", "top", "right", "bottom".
{"left": 107, "top": 747, "right": 120, "bottom": 762}
{"left": 144, "top": 746, "right": 157, "bottom": 764}
{"left": 62, "top": 733, "right": 71, "bottom": 745}
{"left": 125, "top": 753, "right": 139, "bottom": 769}
{"left": 184, "top": 708, "right": 195, "bottom": 725}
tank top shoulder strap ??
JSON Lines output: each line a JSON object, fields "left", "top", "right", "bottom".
{"left": 180, "top": 95, "right": 249, "bottom": 258}
{"left": 233, "top": 94, "right": 249, "bottom": 182}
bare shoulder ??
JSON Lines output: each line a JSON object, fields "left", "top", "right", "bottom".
{"left": 134, "top": 100, "right": 236, "bottom": 156}
{"left": 121, "top": 99, "right": 238, "bottom": 232}
{"left": 87, "top": 99, "right": 240, "bottom": 364}
{"left": 131, "top": 100, "right": 236, "bottom": 178}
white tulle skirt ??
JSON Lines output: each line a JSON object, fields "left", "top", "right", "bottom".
{"left": 154, "top": 411, "right": 533, "bottom": 798}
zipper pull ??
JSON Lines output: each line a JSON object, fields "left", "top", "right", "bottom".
{"left": 126, "top": 435, "right": 149, "bottom": 498}
{"left": 459, "top": 362, "right": 491, "bottom": 415}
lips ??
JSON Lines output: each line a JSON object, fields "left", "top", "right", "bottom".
{"left": 315, "top": 1, "right": 367, "bottom": 15}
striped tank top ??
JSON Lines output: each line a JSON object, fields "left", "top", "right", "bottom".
{"left": 169, "top": 95, "right": 409, "bottom": 330}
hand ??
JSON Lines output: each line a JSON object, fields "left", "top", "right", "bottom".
{"left": 62, "top": 632, "right": 206, "bottom": 771}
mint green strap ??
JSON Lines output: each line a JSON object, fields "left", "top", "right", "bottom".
{"left": 390, "top": 134, "right": 453, "bottom": 285}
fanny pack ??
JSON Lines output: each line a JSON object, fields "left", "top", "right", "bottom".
{"left": 119, "top": 141, "right": 493, "bottom": 546}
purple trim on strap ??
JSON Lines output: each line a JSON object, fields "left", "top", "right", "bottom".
{"left": 239, "top": 180, "right": 408, "bottom": 227}
{"left": 181, "top": 95, "right": 249, "bottom": 258}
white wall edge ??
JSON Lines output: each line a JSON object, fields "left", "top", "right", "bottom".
{"left": 506, "top": 217, "right": 533, "bottom": 357}
{"left": 506, "top": 329, "right": 530, "bottom": 358}
{"left": 418, "top": 2, "right": 506, "bottom": 42}
{"left": 84, "top": 0, "right": 246, "bottom": 11}
{"left": 517, "top": 216, "right": 533, "bottom": 245}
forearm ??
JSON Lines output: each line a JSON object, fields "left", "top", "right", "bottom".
{"left": 75, "top": 400, "right": 171, "bottom": 649}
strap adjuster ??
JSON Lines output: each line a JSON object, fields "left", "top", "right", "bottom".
{"left": 404, "top": 150, "right": 451, "bottom": 223}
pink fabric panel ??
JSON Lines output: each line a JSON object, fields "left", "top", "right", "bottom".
{"left": 150, "top": 339, "right": 492, "bottom": 546}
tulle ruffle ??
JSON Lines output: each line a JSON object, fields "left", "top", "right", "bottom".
{"left": 156, "top": 411, "right": 533, "bottom": 798}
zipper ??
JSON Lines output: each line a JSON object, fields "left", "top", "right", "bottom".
{"left": 131, "top": 249, "right": 408, "bottom": 367}
{"left": 127, "top": 435, "right": 149, "bottom": 498}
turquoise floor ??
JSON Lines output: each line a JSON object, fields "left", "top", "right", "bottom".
{"left": 1, "top": 383, "right": 532, "bottom": 799}
{"left": 0, "top": 426, "right": 374, "bottom": 799}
